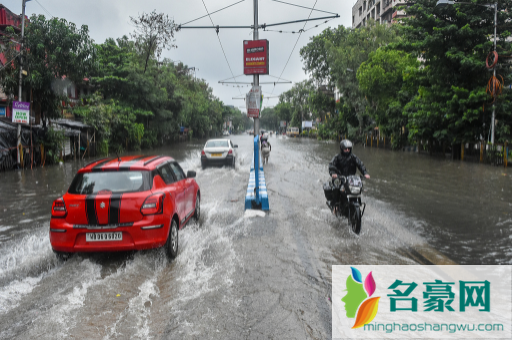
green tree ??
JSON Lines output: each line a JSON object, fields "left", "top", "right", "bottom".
{"left": 275, "top": 102, "right": 292, "bottom": 124}
{"left": 0, "top": 15, "right": 96, "bottom": 123}
{"left": 357, "top": 48, "right": 419, "bottom": 146}
{"left": 400, "top": 0, "right": 512, "bottom": 144}
{"left": 301, "top": 22, "right": 398, "bottom": 137}
{"left": 260, "top": 107, "right": 279, "bottom": 131}
{"left": 130, "top": 10, "right": 178, "bottom": 74}
{"left": 300, "top": 28, "right": 345, "bottom": 85}
{"left": 308, "top": 89, "right": 335, "bottom": 123}
{"left": 73, "top": 92, "right": 151, "bottom": 154}
{"left": 279, "top": 80, "right": 316, "bottom": 129}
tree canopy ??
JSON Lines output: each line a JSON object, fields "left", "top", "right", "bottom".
{"left": 0, "top": 15, "right": 96, "bottom": 122}
{"left": 0, "top": 13, "right": 249, "bottom": 155}
{"left": 296, "top": 1, "right": 512, "bottom": 146}
{"left": 399, "top": 0, "right": 512, "bottom": 144}
{"left": 299, "top": 22, "right": 399, "bottom": 137}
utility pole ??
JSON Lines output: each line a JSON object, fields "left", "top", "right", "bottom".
{"left": 17, "top": 0, "right": 30, "bottom": 167}
{"left": 253, "top": 0, "right": 259, "bottom": 138}
{"left": 491, "top": 2, "right": 497, "bottom": 144}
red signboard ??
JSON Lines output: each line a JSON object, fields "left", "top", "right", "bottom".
{"left": 243, "top": 40, "right": 269, "bottom": 75}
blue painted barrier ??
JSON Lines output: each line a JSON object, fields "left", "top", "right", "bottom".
{"left": 245, "top": 135, "right": 269, "bottom": 210}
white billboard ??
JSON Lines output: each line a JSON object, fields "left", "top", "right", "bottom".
{"left": 302, "top": 121, "right": 313, "bottom": 128}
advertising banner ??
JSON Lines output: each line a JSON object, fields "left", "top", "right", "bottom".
{"left": 12, "top": 101, "right": 30, "bottom": 124}
{"left": 332, "top": 265, "right": 512, "bottom": 339}
{"left": 243, "top": 40, "right": 269, "bottom": 75}
{"left": 246, "top": 86, "right": 261, "bottom": 118}
{"left": 280, "top": 121, "right": 287, "bottom": 127}
{"left": 302, "top": 121, "right": 313, "bottom": 128}
{"left": 0, "top": 106, "right": 5, "bottom": 117}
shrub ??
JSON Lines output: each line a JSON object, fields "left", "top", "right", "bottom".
{"left": 43, "top": 127, "right": 66, "bottom": 164}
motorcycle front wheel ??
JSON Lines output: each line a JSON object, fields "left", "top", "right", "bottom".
{"left": 350, "top": 206, "right": 361, "bottom": 234}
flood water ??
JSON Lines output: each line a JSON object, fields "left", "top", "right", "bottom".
{"left": 0, "top": 134, "right": 510, "bottom": 339}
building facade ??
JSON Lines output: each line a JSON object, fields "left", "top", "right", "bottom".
{"left": 0, "top": 4, "right": 24, "bottom": 120}
{"left": 352, "top": 0, "right": 407, "bottom": 28}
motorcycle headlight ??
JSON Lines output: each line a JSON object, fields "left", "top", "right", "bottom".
{"left": 349, "top": 186, "right": 361, "bottom": 194}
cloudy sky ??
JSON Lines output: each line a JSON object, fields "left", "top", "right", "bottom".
{"left": 4, "top": 0, "right": 354, "bottom": 112}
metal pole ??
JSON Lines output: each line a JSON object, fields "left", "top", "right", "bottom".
{"left": 253, "top": 0, "right": 260, "bottom": 138}
{"left": 253, "top": 0, "right": 260, "bottom": 204}
{"left": 17, "top": 0, "right": 27, "bottom": 167}
{"left": 490, "top": 2, "right": 497, "bottom": 145}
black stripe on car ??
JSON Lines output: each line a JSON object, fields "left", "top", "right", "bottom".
{"left": 86, "top": 194, "right": 99, "bottom": 225}
{"left": 109, "top": 194, "right": 122, "bottom": 225}
{"left": 85, "top": 157, "right": 111, "bottom": 169}
{"left": 144, "top": 155, "right": 165, "bottom": 166}
{"left": 118, "top": 156, "right": 146, "bottom": 171}
{"left": 91, "top": 158, "right": 115, "bottom": 172}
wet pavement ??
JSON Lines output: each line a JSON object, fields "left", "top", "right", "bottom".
{"left": 0, "top": 134, "right": 510, "bottom": 339}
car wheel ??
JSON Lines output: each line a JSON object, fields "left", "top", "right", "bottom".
{"left": 165, "top": 219, "right": 179, "bottom": 259}
{"left": 193, "top": 194, "right": 200, "bottom": 221}
{"left": 201, "top": 161, "right": 206, "bottom": 170}
{"left": 232, "top": 157, "right": 236, "bottom": 168}
{"left": 54, "top": 250, "right": 72, "bottom": 261}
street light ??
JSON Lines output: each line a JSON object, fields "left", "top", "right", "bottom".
{"left": 435, "top": 0, "right": 455, "bottom": 7}
{"left": 436, "top": 0, "right": 498, "bottom": 144}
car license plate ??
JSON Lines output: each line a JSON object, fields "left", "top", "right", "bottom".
{"left": 211, "top": 153, "right": 222, "bottom": 157}
{"left": 86, "top": 232, "right": 122, "bottom": 242}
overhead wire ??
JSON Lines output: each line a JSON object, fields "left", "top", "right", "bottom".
{"left": 269, "top": 0, "right": 337, "bottom": 16}
{"left": 35, "top": 0, "right": 54, "bottom": 19}
{"left": 271, "top": 0, "right": 318, "bottom": 96}
{"left": 0, "top": 53, "right": 21, "bottom": 71}
{"left": 201, "top": 0, "right": 242, "bottom": 95}
{"left": 181, "top": 0, "right": 246, "bottom": 26}
{"left": 263, "top": 18, "right": 335, "bottom": 34}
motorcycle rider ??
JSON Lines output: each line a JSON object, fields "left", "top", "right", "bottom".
{"left": 329, "top": 139, "right": 370, "bottom": 180}
{"left": 328, "top": 139, "right": 370, "bottom": 215}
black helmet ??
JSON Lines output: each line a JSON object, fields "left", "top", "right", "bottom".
{"left": 340, "top": 139, "right": 353, "bottom": 156}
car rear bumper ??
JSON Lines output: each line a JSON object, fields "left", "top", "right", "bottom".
{"left": 201, "top": 155, "right": 233, "bottom": 166}
{"left": 49, "top": 215, "right": 170, "bottom": 253}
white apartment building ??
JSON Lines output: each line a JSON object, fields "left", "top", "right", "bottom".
{"left": 352, "top": 0, "right": 407, "bottom": 28}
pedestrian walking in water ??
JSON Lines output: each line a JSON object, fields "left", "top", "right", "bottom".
{"left": 261, "top": 135, "right": 271, "bottom": 164}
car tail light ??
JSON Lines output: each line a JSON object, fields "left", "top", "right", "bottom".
{"left": 201, "top": 150, "right": 205, "bottom": 155}
{"left": 228, "top": 149, "right": 233, "bottom": 155}
{"left": 51, "top": 198, "right": 67, "bottom": 218}
{"left": 140, "top": 193, "right": 165, "bottom": 215}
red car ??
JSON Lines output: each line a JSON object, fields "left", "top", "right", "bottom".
{"left": 49, "top": 155, "right": 200, "bottom": 260}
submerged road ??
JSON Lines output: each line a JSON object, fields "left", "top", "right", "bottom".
{"left": 0, "top": 134, "right": 510, "bottom": 339}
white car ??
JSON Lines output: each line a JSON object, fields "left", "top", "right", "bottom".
{"left": 201, "top": 138, "right": 238, "bottom": 169}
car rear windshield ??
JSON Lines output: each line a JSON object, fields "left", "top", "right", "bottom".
{"left": 68, "top": 171, "right": 150, "bottom": 194}
{"left": 206, "top": 140, "right": 229, "bottom": 148}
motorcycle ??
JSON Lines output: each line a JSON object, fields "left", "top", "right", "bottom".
{"left": 323, "top": 174, "right": 366, "bottom": 234}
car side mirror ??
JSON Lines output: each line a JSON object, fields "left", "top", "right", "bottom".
{"left": 234, "top": 145, "right": 238, "bottom": 148}
{"left": 187, "top": 170, "right": 196, "bottom": 178}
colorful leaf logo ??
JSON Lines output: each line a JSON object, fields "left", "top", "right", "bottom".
{"left": 351, "top": 267, "right": 362, "bottom": 283}
{"left": 364, "top": 271, "right": 376, "bottom": 297}
{"left": 352, "top": 297, "right": 380, "bottom": 329}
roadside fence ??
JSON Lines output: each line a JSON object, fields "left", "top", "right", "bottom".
{"left": 363, "top": 134, "right": 508, "bottom": 168}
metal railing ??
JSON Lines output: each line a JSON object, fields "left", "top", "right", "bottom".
{"left": 363, "top": 135, "right": 508, "bottom": 167}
